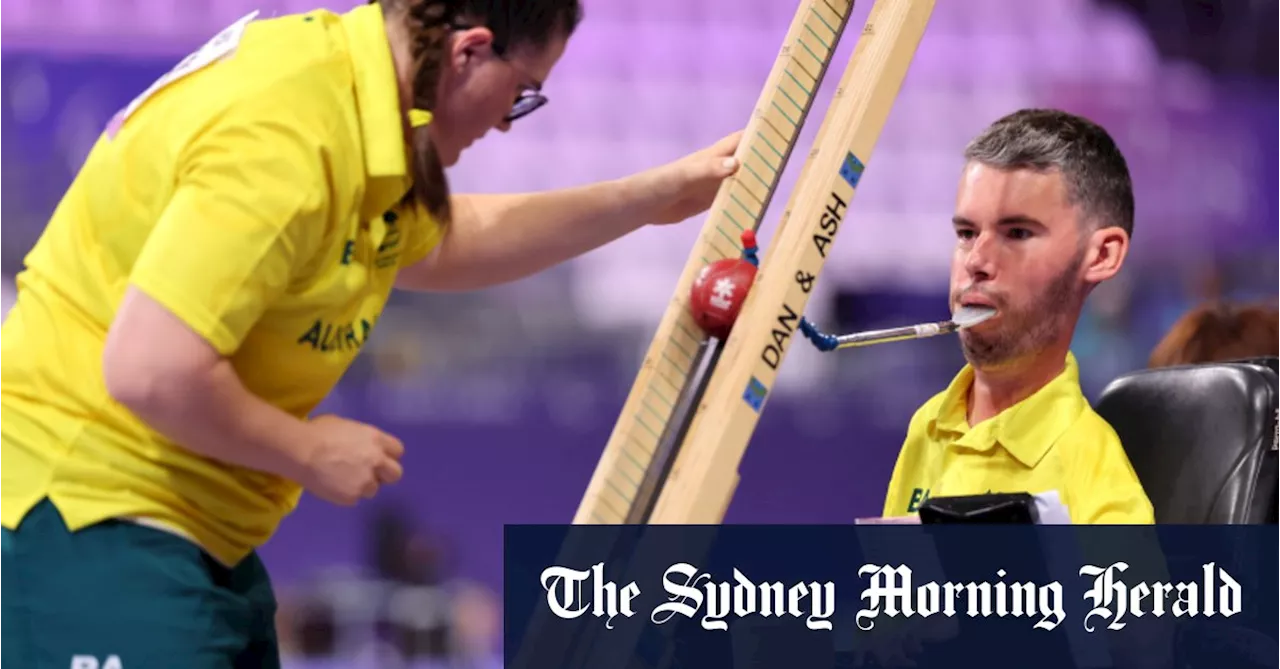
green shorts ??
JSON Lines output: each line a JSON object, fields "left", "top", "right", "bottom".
{"left": 2, "top": 498, "right": 280, "bottom": 669}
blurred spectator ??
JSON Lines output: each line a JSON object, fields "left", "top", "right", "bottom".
{"left": 448, "top": 581, "right": 502, "bottom": 668}
{"left": 370, "top": 505, "right": 452, "bottom": 661}
{"left": 370, "top": 505, "right": 447, "bottom": 587}
{"left": 275, "top": 502, "right": 508, "bottom": 666}
{"left": 1148, "top": 301, "right": 1279, "bottom": 367}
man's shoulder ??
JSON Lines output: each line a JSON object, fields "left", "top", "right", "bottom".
{"left": 1057, "top": 401, "right": 1147, "bottom": 488}
{"left": 904, "top": 388, "right": 950, "bottom": 438}
{"left": 1059, "top": 403, "right": 1155, "bottom": 524}
{"left": 1062, "top": 402, "right": 1125, "bottom": 452}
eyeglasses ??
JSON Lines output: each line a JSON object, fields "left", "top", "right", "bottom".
{"left": 507, "top": 88, "right": 547, "bottom": 123}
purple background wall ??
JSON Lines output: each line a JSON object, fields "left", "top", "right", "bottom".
{"left": 2, "top": 0, "right": 1275, "bottom": 663}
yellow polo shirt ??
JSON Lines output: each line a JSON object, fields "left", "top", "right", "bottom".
{"left": 0, "top": 4, "right": 445, "bottom": 565}
{"left": 882, "top": 353, "right": 1154, "bottom": 524}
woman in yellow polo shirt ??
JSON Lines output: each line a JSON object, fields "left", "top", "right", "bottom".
{"left": 0, "top": 0, "right": 741, "bottom": 666}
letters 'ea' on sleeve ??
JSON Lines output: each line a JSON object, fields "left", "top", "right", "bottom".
{"left": 129, "top": 108, "right": 331, "bottom": 356}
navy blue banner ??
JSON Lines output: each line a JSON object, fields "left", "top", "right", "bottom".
{"left": 504, "top": 525, "right": 1276, "bottom": 669}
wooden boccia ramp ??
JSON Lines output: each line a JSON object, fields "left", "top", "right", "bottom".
{"left": 581, "top": 0, "right": 936, "bottom": 529}
{"left": 510, "top": 0, "right": 937, "bottom": 666}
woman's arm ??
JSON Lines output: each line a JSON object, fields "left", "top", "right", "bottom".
{"left": 395, "top": 132, "right": 740, "bottom": 292}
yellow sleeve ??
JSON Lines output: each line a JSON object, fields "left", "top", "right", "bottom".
{"left": 1066, "top": 418, "right": 1156, "bottom": 524}
{"left": 397, "top": 202, "right": 447, "bottom": 269}
{"left": 129, "top": 105, "right": 330, "bottom": 355}
{"left": 880, "top": 401, "right": 935, "bottom": 518}
{"left": 1065, "top": 419, "right": 1172, "bottom": 661}
{"left": 881, "top": 442, "right": 911, "bottom": 518}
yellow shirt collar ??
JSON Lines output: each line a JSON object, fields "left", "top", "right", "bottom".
{"left": 930, "top": 352, "right": 1087, "bottom": 468}
{"left": 340, "top": 3, "right": 411, "bottom": 178}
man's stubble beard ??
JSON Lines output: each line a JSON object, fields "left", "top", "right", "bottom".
{"left": 958, "top": 246, "right": 1086, "bottom": 369}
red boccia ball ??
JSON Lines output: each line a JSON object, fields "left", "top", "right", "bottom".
{"left": 690, "top": 257, "right": 757, "bottom": 339}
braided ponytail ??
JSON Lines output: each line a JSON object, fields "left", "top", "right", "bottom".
{"left": 400, "top": 0, "right": 457, "bottom": 224}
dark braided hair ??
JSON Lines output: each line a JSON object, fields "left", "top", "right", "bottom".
{"left": 400, "top": 0, "right": 454, "bottom": 223}
{"left": 379, "top": 0, "right": 583, "bottom": 224}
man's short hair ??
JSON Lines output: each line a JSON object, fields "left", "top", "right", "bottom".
{"left": 963, "top": 108, "right": 1135, "bottom": 238}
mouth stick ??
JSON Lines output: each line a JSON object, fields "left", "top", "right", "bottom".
{"left": 798, "top": 304, "right": 997, "bottom": 351}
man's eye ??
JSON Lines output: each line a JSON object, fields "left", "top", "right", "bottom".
{"left": 955, "top": 229, "right": 976, "bottom": 240}
{"left": 1007, "top": 228, "right": 1032, "bottom": 240}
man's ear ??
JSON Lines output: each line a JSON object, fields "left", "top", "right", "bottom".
{"left": 1082, "top": 225, "right": 1129, "bottom": 284}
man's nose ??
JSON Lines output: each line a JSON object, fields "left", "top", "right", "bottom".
{"left": 963, "top": 234, "right": 997, "bottom": 281}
